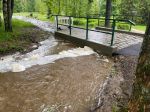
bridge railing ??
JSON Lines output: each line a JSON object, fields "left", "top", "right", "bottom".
{"left": 53, "top": 15, "right": 135, "bottom": 46}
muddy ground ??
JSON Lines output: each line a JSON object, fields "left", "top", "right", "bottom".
{"left": 94, "top": 56, "right": 138, "bottom": 112}
{"left": 0, "top": 27, "right": 51, "bottom": 57}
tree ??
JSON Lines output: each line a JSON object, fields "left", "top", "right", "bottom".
{"left": 105, "top": 0, "right": 112, "bottom": 27}
{"left": 3, "top": 0, "right": 14, "bottom": 32}
{"left": 128, "top": 13, "right": 150, "bottom": 112}
{"left": 27, "top": 0, "right": 35, "bottom": 12}
{"left": 14, "top": 0, "right": 22, "bottom": 12}
{"left": 0, "top": 0, "right": 2, "bottom": 11}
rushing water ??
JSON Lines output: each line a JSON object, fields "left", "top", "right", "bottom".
{"left": 0, "top": 16, "right": 95, "bottom": 73}
{"left": 0, "top": 16, "right": 113, "bottom": 112}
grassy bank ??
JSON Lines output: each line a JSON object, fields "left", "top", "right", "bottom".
{"left": 132, "top": 25, "right": 146, "bottom": 31}
{"left": 0, "top": 19, "right": 50, "bottom": 55}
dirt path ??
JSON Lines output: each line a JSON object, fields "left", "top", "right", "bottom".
{"left": 13, "top": 16, "right": 55, "bottom": 33}
{"left": 132, "top": 28, "right": 145, "bottom": 34}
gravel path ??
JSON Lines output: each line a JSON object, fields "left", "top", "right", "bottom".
{"left": 13, "top": 16, "right": 56, "bottom": 33}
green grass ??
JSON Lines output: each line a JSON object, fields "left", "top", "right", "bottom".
{"left": 0, "top": 19, "right": 34, "bottom": 40}
{"left": 0, "top": 19, "right": 35, "bottom": 54}
{"left": 132, "top": 25, "right": 146, "bottom": 31}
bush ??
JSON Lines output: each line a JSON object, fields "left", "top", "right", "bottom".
{"left": 89, "top": 19, "right": 97, "bottom": 23}
{"left": 73, "top": 19, "right": 86, "bottom": 26}
{"left": 117, "top": 23, "right": 130, "bottom": 30}
{"left": 0, "top": 16, "right": 2, "bottom": 27}
{"left": 89, "top": 21, "right": 98, "bottom": 28}
{"left": 98, "top": 20, "right": 105, "bottom": 27}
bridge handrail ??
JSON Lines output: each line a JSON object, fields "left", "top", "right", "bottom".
{"left": 53, "top": 14, "right": 135, "bottom": 26}
{"left": 53, "top": 15, "right": 135, "bottom": 46}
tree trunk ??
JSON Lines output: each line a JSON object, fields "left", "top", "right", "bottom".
{"left": 128, "top": 14, "right": 150, "bottom": 112}
{"left": 3, "top": 0, "right": 14, "bottom": 32}
{"left": 105, "top": 0, "right": 112, "bottom": 27}
{"left": 58, "top": 0, "right": 60, "bottom": 15}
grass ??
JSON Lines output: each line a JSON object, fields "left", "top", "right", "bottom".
{"left": 0, "top": 19, "right": 34, "bottom": 40}
{"left": 132, "top": 25, "right": 146, "bottom": 31}
{"left": 0, "top": 19, "right": 35, "bottom": 54}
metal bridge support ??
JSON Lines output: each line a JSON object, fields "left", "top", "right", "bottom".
{"left": 69, "top": 16, "right": 72, "bottom": 36}
{"left": 86, "top": 17, "right": 89, "bottom": 40}
{"left": 111, "top": 20, "right": 116, "bottom": 46}
{"left": 56, "top": 15, "right": 58, "bottom": 31}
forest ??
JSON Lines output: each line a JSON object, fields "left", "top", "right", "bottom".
{"left": 0, "top": 0, "right": 149, "bottom": 21}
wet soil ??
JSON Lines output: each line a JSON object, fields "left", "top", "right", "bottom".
{"left": 0, "top": 54, "right": 113, "bottom": 112}
{"left": 93, "top": 56, "right": 138, "bottom": 112}
{"left": 0, "top": 27, "right": 50, "bottom": 57}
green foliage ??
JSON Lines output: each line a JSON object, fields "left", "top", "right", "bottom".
{"left": 0, "top": 0, "right": 2, "bottom": 12}
{"left": 73, "top": 19, "right": 86, "bottom": 26}
{"left": 132, "top": 25, "right": 146, "bottom": 31}
{"left": 0, "top": 16, "right": 2, "bottom": 27}
{"left": 116, "top": 23, "right": 130, "bottom": 30}
{"left": 11, "top": 0, "right": 150, "bottom": 26}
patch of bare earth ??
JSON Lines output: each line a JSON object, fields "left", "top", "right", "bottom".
{"left": 0, "top": 54, "right": 113, "bottom": 112}
{"left": 93, "top": 56, "right": 138, "bottom": 112}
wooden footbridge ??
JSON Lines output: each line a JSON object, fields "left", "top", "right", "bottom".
{"left": 53, "top": 15, "right": 143, "bottom": 56}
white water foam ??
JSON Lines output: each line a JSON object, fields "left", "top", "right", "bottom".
{"left": 0, "top": 39, "right": 95, "bottom": 73}
{"left": 0, "top": 16, "right": 95, "bottom": 73}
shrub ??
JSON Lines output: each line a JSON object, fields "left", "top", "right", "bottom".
{"left": 97, "top": 20, "right": 105, "bottom": 27}
{"left": 89, "top": 22, "right": 95, "bottom": 28}
{"left": 0, "top": 16, "right": 2, "bottom": 27}
{"left": 116, "top": 23, "right": 130, "bottom": 30}
{"left": 73, "top": 19, "right": 86, "bottom": 25}
{"left": 89, "top": 21, "right": 98, "bottom": 28}
{"left": 89, "top": 19, "right": 97, "bottom": 23}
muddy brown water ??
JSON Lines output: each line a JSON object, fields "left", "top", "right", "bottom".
{"left": 0, "top": 55, "right": 112, "bottom": 112}
{"left": 0, "top": 16, "right": 112, "bottom": 112}
{"left": 46, "top": 39, "right": 77, "bottom": 55}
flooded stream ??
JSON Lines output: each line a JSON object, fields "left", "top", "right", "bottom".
{"left": 0, "top": 16, "right": 113, "bottom": 112}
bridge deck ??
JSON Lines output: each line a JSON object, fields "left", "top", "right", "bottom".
{"left": 57, "top": 27, "right": 143, "bottom": 55}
